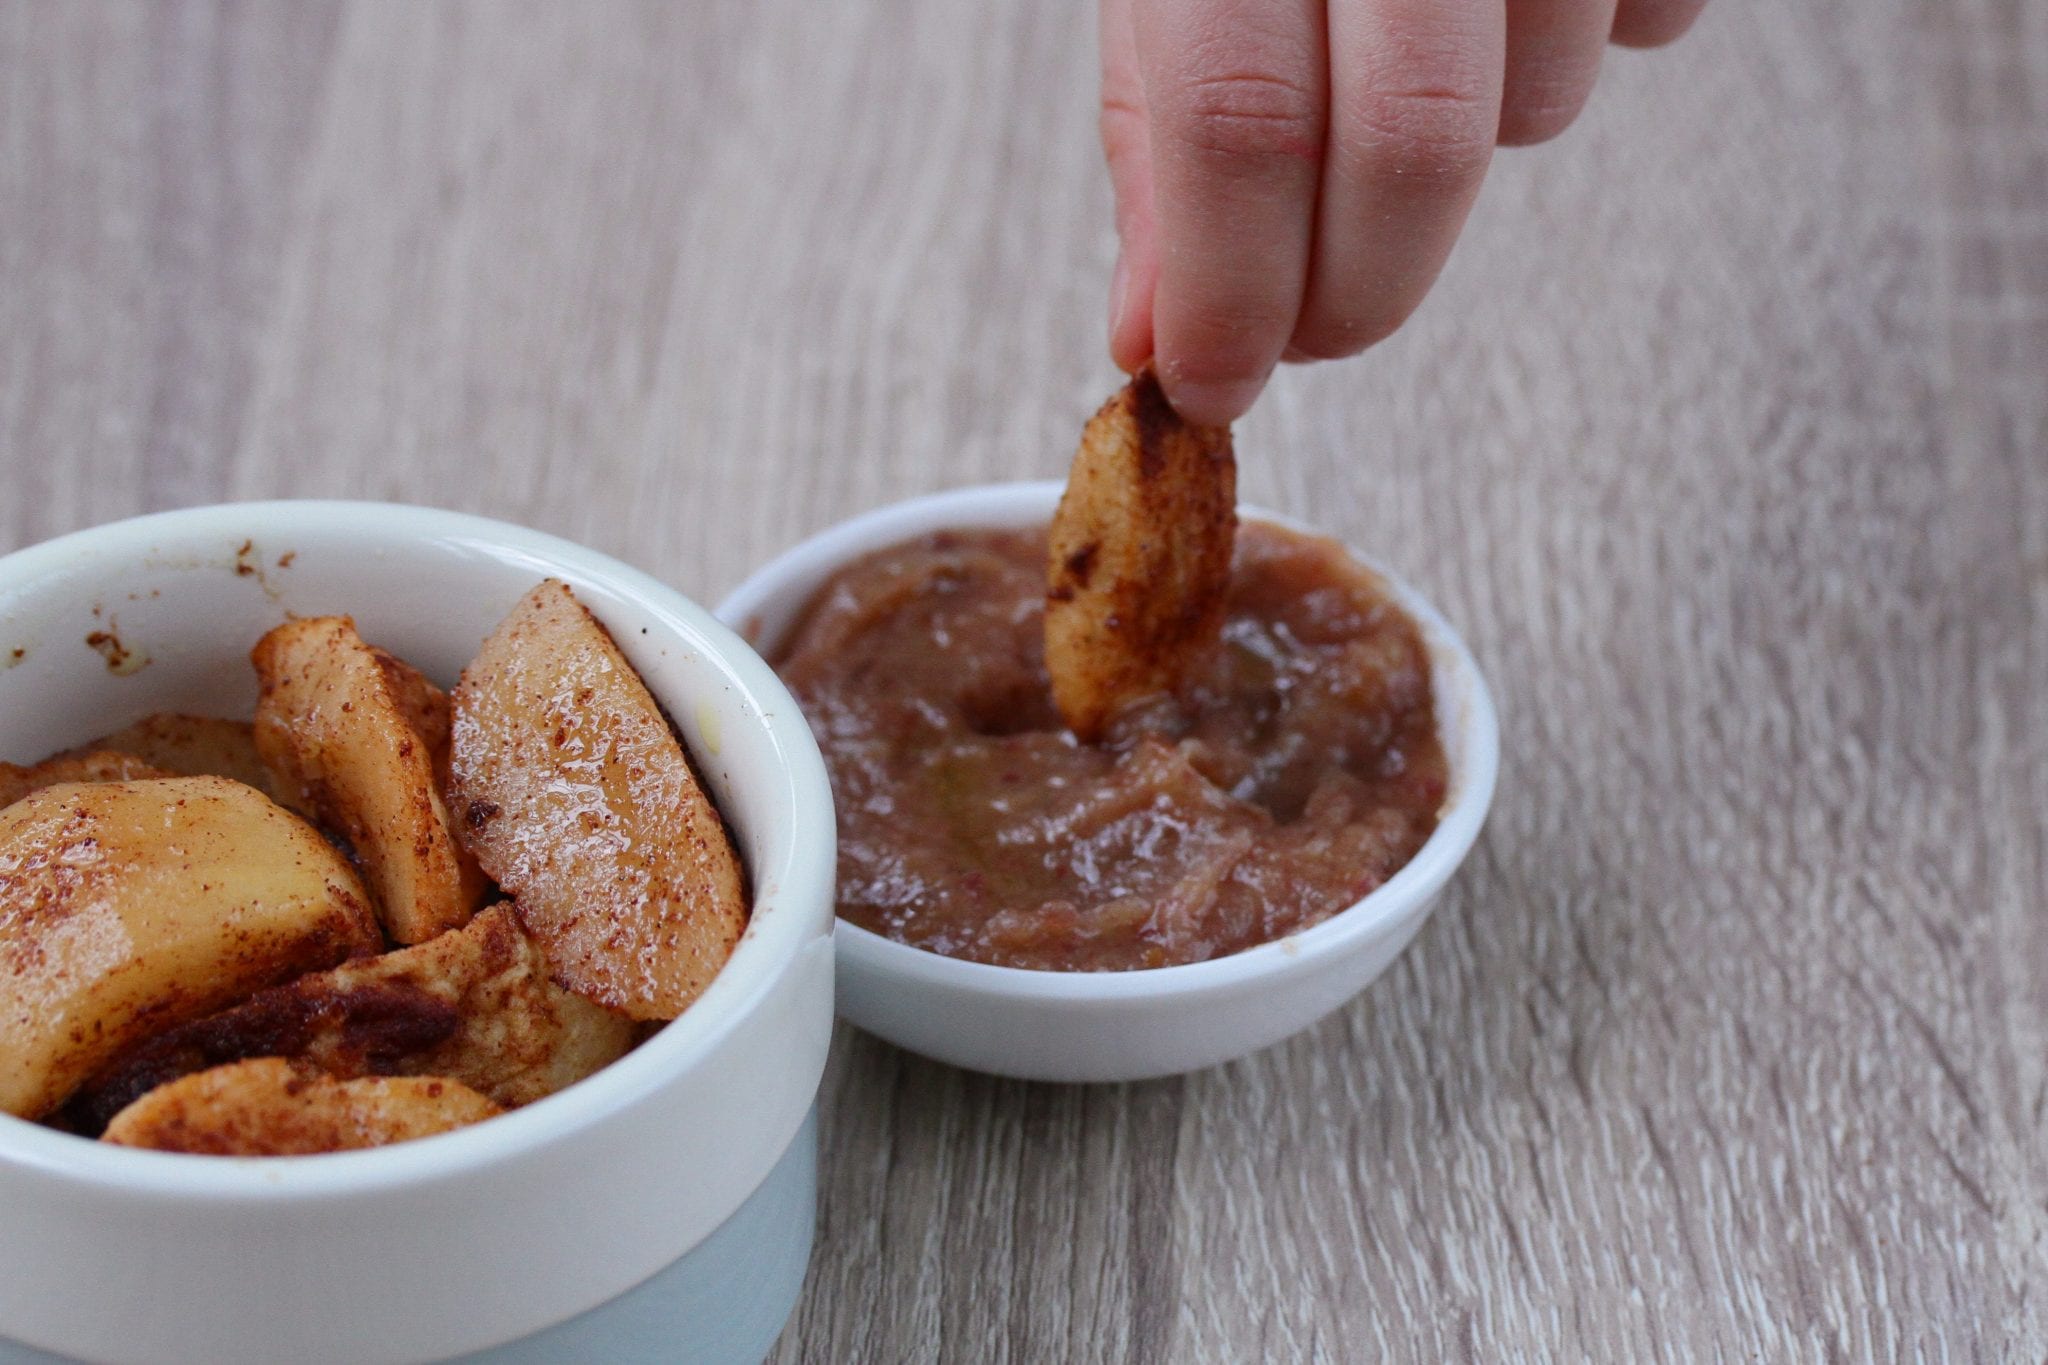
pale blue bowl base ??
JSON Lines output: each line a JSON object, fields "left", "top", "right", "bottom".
{"left": 1, "top": 1106, "right": 818, "bottom": 1365}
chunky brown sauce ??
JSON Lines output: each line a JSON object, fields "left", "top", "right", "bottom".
{"left": 774, "top": 522, "right": 1448, "bottom": 971}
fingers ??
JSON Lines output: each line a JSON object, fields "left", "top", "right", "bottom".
{"left": 1288, "top": 0, "right": 1503, "bottom": 361}
{"left": 1100, "top": 0, "right": 1159, "bottom": 373}
{"left": 1133, "top": 0, "right": 1327, "bottom": 425}
{"left": 1498, "top": 0, "right": 1618, "bottom": 146}
{"left": 1100, "top": 0, "right": 1706, "bottom": 410}
{"left": 1497, "top": 0, "right": 1704, "bottom": 144}
{"left": 1611, "top": 0, "right": 1709, "bottom": 48}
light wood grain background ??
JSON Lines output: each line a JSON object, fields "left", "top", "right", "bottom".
{"left": 3, "top": 0, "right": 2043, "bottom": 1359}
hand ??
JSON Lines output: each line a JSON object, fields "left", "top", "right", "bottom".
{"left": 1101, "top": 0, "right": 1706, "bottom": 425}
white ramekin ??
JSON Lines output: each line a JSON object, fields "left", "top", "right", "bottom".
{"left": 718, "top": 481, "right": 1497, "bottom": 1083}
{"left": 0, "top": 502, "right": 837, "bottom": 1365}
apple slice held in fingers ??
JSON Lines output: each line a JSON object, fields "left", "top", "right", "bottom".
{"left": 253, "top": 617, "right": 487, "bottom": 944}
{"left": 1045, "top": 367, "right": 1237, "bottom": 743}
{"left": 449, "top": 581, "right": 747, "bottom": 1022}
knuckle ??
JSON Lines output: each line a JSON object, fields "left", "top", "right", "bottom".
{"left": 1340, "top": 81, "right": 1496, "bottom": 181}
{"left": 1496, "top": 85, "right": 1586, "bottom": 146}
{"left": 1100, "top": 97, "right": 1147, "bottom": 162}
{"left": 1167, "top": 69, "right": 1323, "bottom": 162}
{"left": 1100, "top": 70, "right": 1146, "bottom": 132}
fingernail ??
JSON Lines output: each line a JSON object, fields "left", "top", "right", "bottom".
{"left": 1108, "top": 253, "right": 1133, "bottom": 346}
{"left": 1169, "top": 377, "right": 1262, "bottom": 426}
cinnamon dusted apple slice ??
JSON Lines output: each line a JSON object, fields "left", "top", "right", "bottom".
{"left": 252, "top": 617, "right": 486, "bottom": 943}
{"left": 449, "top": 581, "right": 746, "bottom": 1021}
{"left": 102, "top": 1058, "right": 501, "bottom": 1155}
{"left": 63, "top": 905, "right": 635, "bottom": 1132}
{"left": 0, "top": 750, "right": 172, "bottom": 809}
{"left": 0, "top": 777, "right": 381, "bottom": 1119}
{"left": 369, "top": 646, "right": 455, "bottom": 782}
{"left": 67, "top": 713, "right": 284, "bottom": 802}
{"left": 1045, "top": 368, "right": 1237, "bottom": 742}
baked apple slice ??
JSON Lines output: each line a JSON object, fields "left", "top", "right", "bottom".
{"left": 1046, "top": 368, "right": 1237, "bottom": 742}
{"left": 252, "top": 617, "right": 486, "bottom": 943}
{"left": 102, "top": 1058, "right": 500, "bottom": 1155}
{"left": 63, "top": 904, "right": 635, "bottom": 1130}
{"left": 449, "top": 581, "right": 746, "bottom": 1021}
{"left": 67, "top": 713, "right": 284, "bottom": 802}
{"left": 0, "top": 750, "right": 172, "bottom": 809}
{"left": 0, "top": 777, "right": 380, "bottom": 1119}
{"left": 370, "top": 646, "right": 455, "bottom": 781}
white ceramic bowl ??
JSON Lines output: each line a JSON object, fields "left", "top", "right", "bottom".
{"left": 718, "top": 481, "right": 1496, "bottom": 1083}
{"left": 0, "top": 503, "right": 837, "bottom": 1365}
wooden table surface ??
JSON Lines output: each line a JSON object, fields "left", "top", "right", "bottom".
{"left": 4, "top": 1, "right": 2043, "bottom": 1359}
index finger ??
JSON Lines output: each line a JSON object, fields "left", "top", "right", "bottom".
{"left": 1134, "top": 0, "right": 1326, "bottom": 425}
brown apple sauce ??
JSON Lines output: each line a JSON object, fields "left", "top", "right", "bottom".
{"left": 772, "top": 522, "right": 1447, "bottom": 971}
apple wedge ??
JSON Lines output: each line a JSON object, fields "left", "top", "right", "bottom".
{"left": 370, "top": 646, "right": 455, "bottom": 782}
{"left": 449, "top": 581, "right": 746, "bottom": 1021}
{"left": 1045, "top": 368, "right": 1236, "bottom": 742}
{"left": 0, "top": 750, "right": 172, "bottom": 809}
{"left": 102, "top": 1058, "right": 501, "bottom": 1155}
{"left": 67, "top": 713, "right": 284, "bottom": 802}
{"left": 62, "top": 904, "right": 635, "bottom": 1131}
{"left": 0, "top": 777, "right": 381, "bottom": 1119}
{"left": 253, "top": 617, "right": 486, "bottom": 943}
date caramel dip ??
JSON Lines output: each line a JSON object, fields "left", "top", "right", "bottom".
{"left": 773, "top": 522, "right": 1447, "bottom": 971}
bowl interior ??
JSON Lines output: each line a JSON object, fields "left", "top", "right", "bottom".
{"left": 0, "top": 501, "right": 834, "bottom": 1193}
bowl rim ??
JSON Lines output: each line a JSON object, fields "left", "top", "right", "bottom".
{"left": 0, "top": 499, "right": 836, "bottom": 1199}
{"left": 717, "top": 479, "right": 1498, "bottom": 1004}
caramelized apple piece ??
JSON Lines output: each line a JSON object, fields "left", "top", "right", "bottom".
{"left": 69, "top": 713, "right": 283, "bottom": 802}
{"left": 252, "top": 617, "right": 485, "bottom": 943}
{"left": 449, "top": 581, "right": 746, "bottom": 1021}
{"left": 370, "top": 647, "right": 454, "bottom": 780}
{"left": 1045, "top": 369, "right": 1236, "bottom": 742}
{"left": 0, "top": 750, "right": 172, "bottom": 809}
{"left": 64, "top": 905, "right": 635, "bottom": 1131}
{"left": 0, "top": 777, "right": 380, "bottom": 1119}
{"left": 102, "top": 1058, "right": 500, "bottom": 1155}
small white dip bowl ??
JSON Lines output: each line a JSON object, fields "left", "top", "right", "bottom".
{"left": 0, "top": 503, "right": 836, "bottom": 1365}
{"left": 718, "top": 480, "right": 1497, "bottom": 1083}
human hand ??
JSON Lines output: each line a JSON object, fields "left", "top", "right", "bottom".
{"left": 1101, "top": 0, "right": 1706, "bottom": 424}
